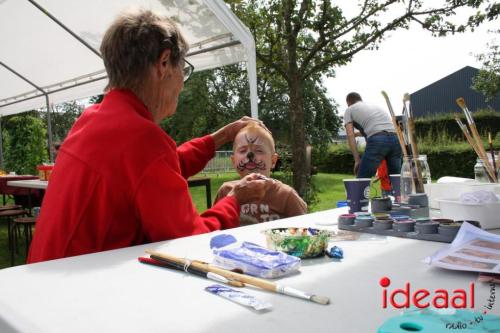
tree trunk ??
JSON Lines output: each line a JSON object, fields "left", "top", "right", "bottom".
{"left": 289, "top": 78, "right": 308, "bottom": 198}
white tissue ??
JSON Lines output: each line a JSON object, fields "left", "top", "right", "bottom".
{"left": 459, "top": 190, "right": 500, "bottom": 204}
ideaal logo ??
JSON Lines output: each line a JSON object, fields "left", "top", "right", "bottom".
{"left": 380, "top": 277, "right": 475, "bottom": 309}
{"left": 380, "top": 277, "right": 497, "bottom": 330}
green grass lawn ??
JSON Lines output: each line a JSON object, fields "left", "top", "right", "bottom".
{"left": 0, "top": 172, "right": 352, "bottom": 269}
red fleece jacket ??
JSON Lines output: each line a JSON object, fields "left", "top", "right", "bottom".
{"left": 28, "top": 89, "right": 239, "bottom": 263}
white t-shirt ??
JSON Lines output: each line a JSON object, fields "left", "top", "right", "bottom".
{"left": 344, "top": 101, "right": 395, "bottom": 137}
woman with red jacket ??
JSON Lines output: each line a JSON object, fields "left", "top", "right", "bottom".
{"left": 28, "top": 9, "right": 271, "bottom": 263}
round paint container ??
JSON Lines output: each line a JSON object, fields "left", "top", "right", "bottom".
{"left": 393, "top": 206, "right": 412, "bottom": 215}
{"left": 338, "top": 214, "right": 356, "bottom": 225}
{"left": 392, "top": 215, "right": 411, "bottom": 221}
{"left": 374, "top": 219, "right": 394, "bottom": 230}
{"left": 393, "top": 220, "right": 416, "bottom": 232}
{"left": 371, "top": 197, "right": 392, "bottom": 213}
{"left": 455, "top": 220, "right": 481, "bottom": 228}
{"left": 415, "top": 217, "right": 431, "bottom": 224}
{"left": 355, "top": 215, "right": 374, "bottom": 228}
{"left": 415, "top": 221, "right": 439, "bottom": 234}
{"left": 354, "top": 212, "right": 371, "bottom": 217}
{"left": 438, "top": 223, "right": 461, "bottom": 237}
{"left": 408, "top": 193, "right": 429, "bottom": 207}
{"left": 432, "top": 218, "right": 454, "bottom": 225}
{"left": 373, "top": 212, "right": 390, "bottom": 219}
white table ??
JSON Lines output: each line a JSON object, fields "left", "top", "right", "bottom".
{"left": 0, "top": 208, "right": 497, "bottom": 332}
{"left": 7, "top": 179, "right": 48, "bottom": 190}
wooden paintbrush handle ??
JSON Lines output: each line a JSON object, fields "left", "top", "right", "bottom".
{"left": 146, "top": 250, "right": 277, "bottom": 292}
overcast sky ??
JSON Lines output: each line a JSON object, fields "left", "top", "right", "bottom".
{"left": 325, "top": 3, "right": 498, "bottom": 116}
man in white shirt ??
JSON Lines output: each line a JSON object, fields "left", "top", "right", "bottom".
{"left": 344, "top": 92, "right": 402, "bottom": 177}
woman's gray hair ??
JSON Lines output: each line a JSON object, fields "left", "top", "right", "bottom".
{"left": 100, "top": 9, "right": 189, "bottom": 91}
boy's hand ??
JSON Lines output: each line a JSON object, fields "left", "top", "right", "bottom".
{"left": 210, "top": 117, "right": 270, "bottom": 148}
{"left": 227, "top": 173, "right": 273, "bottom": 204}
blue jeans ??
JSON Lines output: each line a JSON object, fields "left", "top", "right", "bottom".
{"left": 357, "top": 134, "right": 402, "bottom": 178}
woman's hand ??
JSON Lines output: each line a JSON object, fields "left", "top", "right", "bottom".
{"left": 226, "top": 173, "right": 274, "bottom": 204}
{"left": 211, "top": 116, "right": 269, "bottom": 149}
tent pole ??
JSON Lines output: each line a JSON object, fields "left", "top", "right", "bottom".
{"left": 0, "top": 116, "right": 3, "bottom": 170}
{"left": 46, "top": 98, "right": 54, "bottom": 163}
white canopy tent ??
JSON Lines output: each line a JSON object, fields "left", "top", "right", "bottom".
{"left": 0, "top": 0, "right": 258, "bottom": 162}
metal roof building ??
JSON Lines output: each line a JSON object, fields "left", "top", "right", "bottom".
{"left": 410, "top": 66, "right": 500, "bottom": 118}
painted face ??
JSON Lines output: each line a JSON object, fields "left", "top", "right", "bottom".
{"left": 231, "top": 130, "right": 277, "bottom": 177}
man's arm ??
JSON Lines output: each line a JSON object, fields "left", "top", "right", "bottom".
{"left": 345, "top": 122, "right": 361, "bottom": 176}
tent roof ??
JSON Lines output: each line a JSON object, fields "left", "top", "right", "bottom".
{"left": 0, "top": 0, "right": 258, "bottom": 117}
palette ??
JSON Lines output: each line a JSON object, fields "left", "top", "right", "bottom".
{"left": 337, "top": 214, "right": 478, "bottom": 243}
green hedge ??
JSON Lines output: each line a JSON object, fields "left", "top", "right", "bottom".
{"left": 415, "top": 109, "right": 500, "bottom": 141}
{"left": 313, "top": 143, "right": 500, "bottom": 180}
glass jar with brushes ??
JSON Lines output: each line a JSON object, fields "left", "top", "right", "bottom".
{"left": 400, "top": 155, "right": 431, "bottom": 204}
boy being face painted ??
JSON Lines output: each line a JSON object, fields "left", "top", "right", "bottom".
{"left": 231, "top": 123, "right": 278, "bottom": 178}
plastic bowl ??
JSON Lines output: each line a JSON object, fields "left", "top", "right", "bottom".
{"left": 437, "top": 198, "right": 500, "bottom": 230}
{"left": 263, "top": 227, "right": 330, "bottom": 258}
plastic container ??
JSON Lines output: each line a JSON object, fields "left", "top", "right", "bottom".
{"left": 424, "top": 182, "right": 500, "bottom": 209}
{"left": 437, "top": 198, "right": 500, "bottom": 230}
{"left": 37, "top": 164, "right": 54, "bottom": 181}
{"left": 212, "top": 241, "right": 301, "bottom": 278}
{"left": 263, "top": 228, "right": 330, "bottom": 258}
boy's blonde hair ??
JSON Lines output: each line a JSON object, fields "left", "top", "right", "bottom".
{"left": 233, "top": 123, "right": 275, "bottom": 152}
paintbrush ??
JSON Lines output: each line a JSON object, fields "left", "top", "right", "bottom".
{"left": 138, "top": 256, "right": 245, "bottom": 288}
{"left": 488, "top": 132, "right": 497, "bottom": 176}
{"left": 145, "top": 249, "right": 330, "bottom": 305}
{"left": 381, "top": 91, "right": 408, "bottom": 156}
{"left": 403, "top": 93, "right": 424, "bottom": 192}
{"left": 456, "top": 97, "right": 497, "bottom": 182}
{"left": 455, "top": 116, "right": 496, "bottom": 182}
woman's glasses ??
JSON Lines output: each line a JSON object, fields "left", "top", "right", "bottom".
{"left": 183, "top": 59, "right": 194, "bottom": 82}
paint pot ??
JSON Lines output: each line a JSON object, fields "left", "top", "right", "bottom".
{"left": 393, "top": 220, "right": 416, "bottom": 232}
{"left": 374, "top": 219, "right": 394, "bottom": 230}
{"left": 393, "top": 206, "right": 412, "bottom": 215}
{"left": 408, "top": 193, "right": 429, "bottom": 207}
{"left": 415, "top": 221, "right": 440, "bottom": 234}
{"left": 354, "top": 215, "right": 374, "bottom": 228}
{"left": 336, "top": 200, "right": 348, "bottom": 208}
{"left": 455, "top": 220, "right": 481, "bottom": 228}
{"left": 414, "top": 217, "right": 431, "bottom": 224}
{"left": 371, "top": 197, "right": 392, "bottom": 213}
{"left": 431, "top": 218, "right": 454, "bottom": 225}
{"left": 354, "top": 212, "right": 371, "bottom": 217}
{"left": 343, "top": 178, "right": 371, "bottom": 214}
{"left": 338, "top": 214, "right": 356, "bottom": 226}
{"left": 392, "top": 215, "right": 411, "bottom": 221}
{"left": 373, "top": 213, "right": 390, "bottom": 219}
{"left": 438, "top": 223, "right": 461, "bottom": 238}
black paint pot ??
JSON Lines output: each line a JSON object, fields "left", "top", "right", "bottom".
{"left": 415, "top": 221, "right": 440, "bottom": 234}
{"left": 371, "top": 197, "right": 392, "bottom": 213}
{"left": 338, "top": 214, "right": 356, "bottom": 226}
{"left": 393, "top": 220, "right": 416, "bottom": 232}
{"left": 374, "top": 219, "right": 394, "bottom": 230}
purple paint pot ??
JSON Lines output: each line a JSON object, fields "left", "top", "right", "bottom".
{"left": 338, "top": 214, "right": 356, "bottom": 226}
{"left": 393, "top": 220, "right": 416, "bottom": 232}
{"left": 415, "top": 221, "right": 439, "bottom": 234}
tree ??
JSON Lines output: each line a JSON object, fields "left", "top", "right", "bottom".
{"left": 473, "top": 29, "right": 500, "bottom": 102}
{"left": 40, "top": 101, "right": 84, "bottom": 143}
{"left": 3, "top": 114, "right": 48, "bottom": 174}
{"left": 228, "top": 0, "right": 499, "bottom": 196}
